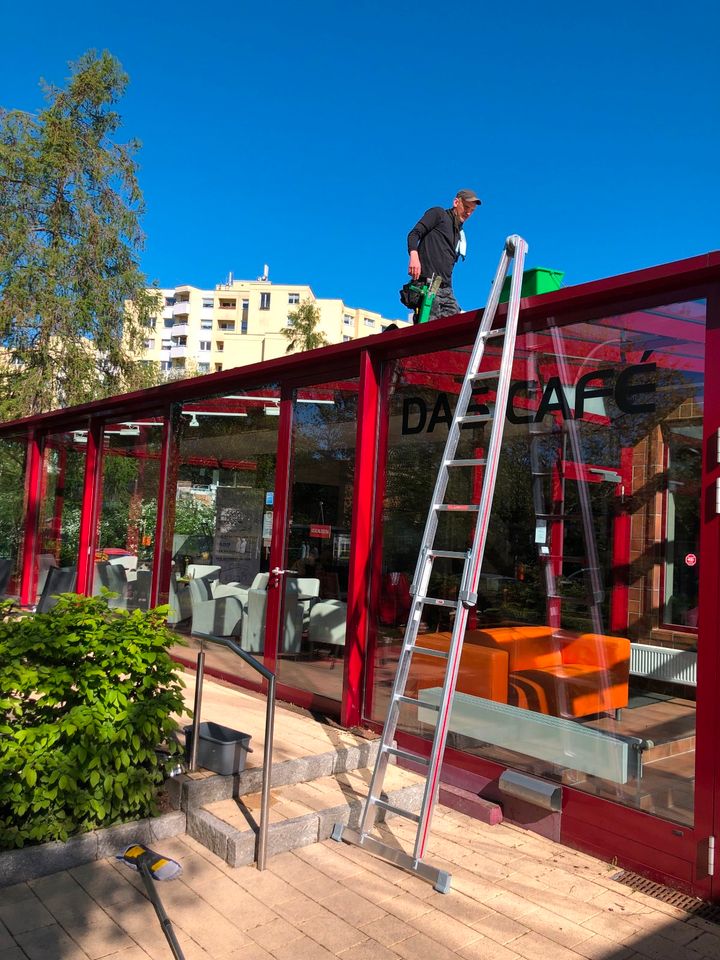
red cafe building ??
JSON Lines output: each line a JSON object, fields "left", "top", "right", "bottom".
{"left": 1, "top": 250, "right": 718, "bottom": 899}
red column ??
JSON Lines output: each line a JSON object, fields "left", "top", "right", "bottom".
{"left": 76, "top": 420, "right": 103, "bottom": 595}
{"left": 343, "top": 349, "right": 382, "bottom": 728}
{"left": 19, "top": 429, "right": 43, "bottom": 606}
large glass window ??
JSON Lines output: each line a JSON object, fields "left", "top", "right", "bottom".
{"left": 0, "top": 437, "right": 28, "bottom": 598}
{"left": 93, "top": 417, "right": 164, "bottom": 612}
{"left": 369, "top": 299, "right": 705, "bottom": 827}
{"left": 35, "top": 431, "right": 87, "bottom": 602}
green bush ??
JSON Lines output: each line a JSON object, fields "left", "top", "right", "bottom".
{"left": 0, "top": 594, "right": 189, "bottom": 849}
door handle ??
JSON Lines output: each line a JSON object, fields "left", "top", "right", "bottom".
{"left": 270, "top": 567, "right": 297, "bottom": 588}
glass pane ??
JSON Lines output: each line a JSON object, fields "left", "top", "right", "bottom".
{"left": 369, "top": 299, "right": 704, "bottom": 827}
{"left": 94, "top": 417, "right": 164, "bottom": 611}
{"left": 169, "top": 390, "right": 280, "bottom": 686}
{"left": 36, "top": 431, "right": 87, "bottom": 603}
{"left": 275, "top": 380, "right": 359, "bottom": 702}
{"left": 0, "top": 437, "right": 28, "bottom": 598}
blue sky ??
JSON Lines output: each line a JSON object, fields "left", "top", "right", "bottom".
{"left": 2, "top": 1, "right": 718, "bottom": 320}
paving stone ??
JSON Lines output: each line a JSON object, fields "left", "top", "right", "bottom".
{"left": 393, "top": 930, "right": 462, "bottom": 960}
{"left": 297, "top": 910, "right": 369, "bottom": 952}
{"left": 0, "top": 895, "right": 55, "bottom": 936}
{"left": 572, "top": 933, "right": 636, "bottom": 959}
{"left": 243, "top": 916, "right": 304, "bottom": 953}
{"left": 512, "top": 930, "right": 588, "bottom": 960}
{"left": 0, "top": 948, "right": 35, "bottom": 960}
{"left": 359, "top": 912, "right": 416, "bottom": 947}
{"left": 14, "top": 923, "right": 88, "bottom": 960}
{"left": 470, "top": 908, "right": 531, "bottom": 945}
{"left": 59, "top": 917, "right": 136, "bottom": 959}
{"left": 335, "top": 940, "right": 400, "bottom": 960}
{"left": 410, "top": 909, "right": 483, "bottom": 950}
{"left": 457, "top": 937, "right": 523, "bottom": 960}
{"left": 382, "top": 892, "right": 434, "bottom": 922}
{"left": 270, "top": 933, "right": 336, "bottom": 960}
{"left": 321, "top": 889, "right": 386, "bottom": 927}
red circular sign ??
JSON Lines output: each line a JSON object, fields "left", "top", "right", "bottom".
{"left": 685, "top": 553, "right": 697, "bottom": 567}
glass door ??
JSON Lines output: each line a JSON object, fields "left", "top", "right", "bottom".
{"left": 273, "top": 378, "right": 360, "bottom": 708}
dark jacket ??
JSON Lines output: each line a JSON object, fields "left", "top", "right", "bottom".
{"left": 407, "top": 206, "right": 461, "bottom": 286}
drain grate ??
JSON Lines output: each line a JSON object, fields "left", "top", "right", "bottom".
{"left": 612, "top": 870, "right": 720, "bottom": 923}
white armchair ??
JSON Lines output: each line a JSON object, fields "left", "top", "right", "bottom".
{"left": 243, "top": 574, "right": 303, "bottom": 654}
{"left": 167, "top": 572, "right": 192, "bottom": 624}
{"left": 189, "top": 576, "right": 243, "bottom": 638}
{"left": 308, "top": 599, "right": 347, "bottom": 652}
{"left": 186, "top": 563, "right": 221, "bottom": 582}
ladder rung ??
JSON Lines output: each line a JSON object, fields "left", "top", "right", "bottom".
{"left": 536, "top": 513, "right": 569, "bottom": 520}
{"left": 383, "top": 745, "right": 430, "bottom": 766}
{"left": 435, "top": 504, "right": 480, "bottom": 512}
{"left": 417, "top": 596, "right": 459, "bottom": 608}
{"left": 412, "top": 645, "right": 449, "bottom": 658}
{"left": 458, "top": 414, "right": 493, "bottom": 424}
{"left": 470, "top": 370, "right": 499, "bottom": 381}
{"left": 397, "top": 695, "right": 440, "bottom": 711}
{"left": 485, "top": 327, "right": 506, "bottom": 338}
{"left": 427, "top": 549, "right": 467, "bottom": 559}
{"left": 372, "top": 798, "right": 420, "bottom": 823}
{"left": 446, "top": 458, "right": 487, "bottom": 467}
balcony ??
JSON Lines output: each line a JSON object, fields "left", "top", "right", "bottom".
{"left": 172, "top": 300, "right": 191, "bottom": 317}
{"left": 172, "top": 323, "right": 189, "bottom": 337}
{"left": 170, "top": 345, "right": 188, "bottom": 359}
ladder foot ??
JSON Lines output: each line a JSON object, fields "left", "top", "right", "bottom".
{"left": 330, "top": 822, "right": 345, "bottom": 843}
{"left": 434, "top": 871, "right": 452, "bottom": 894}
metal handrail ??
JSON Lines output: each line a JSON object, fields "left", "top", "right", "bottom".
{"left": 188, "top": 633, "right": 276, "bottom": 871}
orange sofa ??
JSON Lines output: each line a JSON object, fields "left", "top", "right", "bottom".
{"left": 410, "top": 625, "right": 630, "bottom": 719}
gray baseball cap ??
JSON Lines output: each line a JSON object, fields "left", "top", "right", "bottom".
{"left": 456, "top": 189, "right": 482, "bottom": 205}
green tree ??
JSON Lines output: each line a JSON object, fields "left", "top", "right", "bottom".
{"left": 280, "top": 299, "right": 329, "bottom": 353}
{"left": 0, "top": 50, "right": 161, "bottom": 420}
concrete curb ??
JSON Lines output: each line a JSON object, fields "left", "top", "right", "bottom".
{"left": 0, "top": 810, "right": 186, "bottom": 887}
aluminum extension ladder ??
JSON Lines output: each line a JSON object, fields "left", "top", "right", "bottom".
{"left": 332, "top": 234, "right": 528, "bottom": 893}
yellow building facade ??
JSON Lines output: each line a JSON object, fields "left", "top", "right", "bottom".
{"left": 138, "top": 277, "right": 409, "bottom": 375}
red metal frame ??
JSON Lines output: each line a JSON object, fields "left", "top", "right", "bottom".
{"left": 76, "top": 420, "right": 102, "bottom": 595}
{"left": 19, "top": 429, "right": 43, "bottom": 606}
{"left": 342, "top": 349, "right": 382, "bottom": 727}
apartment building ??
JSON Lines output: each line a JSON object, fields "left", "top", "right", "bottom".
{"left": 139, "top": 276, "right": 409, "bottom": 376}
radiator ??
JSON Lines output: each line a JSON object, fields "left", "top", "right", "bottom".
{"left": 630, "top": 643, "right": 697, "bottom": 687}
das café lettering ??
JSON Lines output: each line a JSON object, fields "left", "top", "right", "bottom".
{"left": 401, "top": 362, "right": 656, "bottom": 433}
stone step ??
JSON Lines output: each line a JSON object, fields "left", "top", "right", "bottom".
{"left": 187, "top": 764, "right": 425, "bottom": 867}
{"left": 169, "top": 732, "right": 381, "bottom": 812}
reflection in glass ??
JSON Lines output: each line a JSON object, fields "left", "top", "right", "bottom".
{"left": 370, "top": 299, "right": 705, "bottom": 827}
{"left": 276, "top": 381, "right": 359, "bottom": 703}
{"left": 94, "top": 418, "right": 164, "bottom": 611}
{"left": 36, "top": 432, "right": 86, "bottom": 602}
{"left": 169, "top": 391, "right": 280, "bottom": 685}
{"left": 0, "top": 438, "right": 28, "bottom": 598}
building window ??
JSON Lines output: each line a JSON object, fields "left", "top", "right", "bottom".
{"left": 199, "top": 341, "right": 211, "bottom": 351}
{"left": 144, "top": 338, "right": 155, "bottom": 349}
{"left": 260, "top": 292, "right": 271, "bottom": 310}
{"left": 214, "top": 363, "right": 223, "bottom": 372}
{"left": 343, "top": 335, "right": 352, "bottom": 342}
{"left": 242, "top": 298, "right": 249, "bottom": 323}
{"left": 165, "top": 296, "right": 175, "bottom": 307}
{"left": 287, "top": 315, "right": 295, "bottom": 327}
{"left": 219, "top": 322, "right": 235, "bottom": 332}
{"left": 364, "top": 316, "right": 375, "bottom": 327}
{"left": 241, "top": 318, "right": 248, "bottom": 335}
{"left": 161, "top": 339, "right": 171, "bottom": 350}
{"left": 288, "top": 292, "right": 300, "bottom": 305}
{"left": 197, "top": 362, "right": 210, "bottom": 373}
{"left": 164, "top": 318, "right": 174, "bottom": 328}
{"left": 202, "top": 298, "right": 214, "bottom": 309}
{"left": 343, "top": 314, "right": 353, "bottom": 326}
{"left": 146, "top": 316, "right": 157, "bottom": 329}
{"left": 219, "top": 299, "right": 236, "bottom": 309}
{"left": 172, "top": 336, "right": 187, "bottom": 346}
{"left": 201, "top": 318, "right": 212, "bottom": 329}
{"left": 216, "top": 341, "right": 224, "bottom": 352}
{"left": 160, "top": 361, "right": 171, "bottom": 371}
